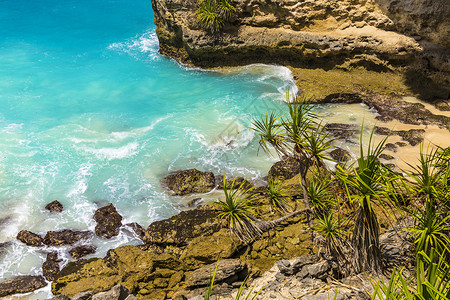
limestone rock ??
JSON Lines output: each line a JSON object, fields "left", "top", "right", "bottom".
{"left": 72, "top": 291, "right": 94, "bottom": 300}
{"left": 325, "top": 123, "right": 358, "bottom": 141}
{"left": 329, "top": 148, "right": 351, "bottom": 162}
{"left": 186, "top": 259, "right": 246, "bottom": 287}
{"left": 91, "top": 284, "right": 131, "bottom": 300}
{"left": 43, "top": 252, "right": 62, "bottom": 281}
{"left": 43, "top": 230, "right": 92, "bottom": 246}
{"left": 93, "top": 204, "right": 123, "bottom": 239}
{"left": 144, "top": 205, "right": 222, "bottom": 245}
{"left": 45, "top": 200, "right": 64, "bottom": 213}
{"left": 161, "top": 169, "right": 215, "bottom": 195}
{"left": 268, "top": 157, "right": 301, "bottom": 181}
{"left": 0, "top": 275, "right": 47, "bottom": 297}
{"left": 17, "top": 230, "right": 43, "bottom": 247}
{"left": 215, "top": 175, "right": 253, "bottom": 190}
{"left": 69, "top": 245, "right": 97, "bottom": 260}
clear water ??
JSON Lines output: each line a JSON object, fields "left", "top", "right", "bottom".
{"left": 0, "top": 0, "right": 300, "bottom": 292}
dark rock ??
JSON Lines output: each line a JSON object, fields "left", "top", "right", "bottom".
{"left": 379, "top": 154, "right": 395, "bottom": 160}
{"left": 91, "top": 284, "right": 131, "bottom": 300}
{"left": 0, "top": 275, "right": 47, "bottom": 297}
{"left": 386, "top": 163, "right": 397, "bottom": 170}
{"left": 72, "top": 291, "right": 94, "bottom": 300}
{"left": 321, "top": 93, "right": 363, "bottom": 104}
{"left": 48, "top": 295, "right": 71, "bottom": 300}
{"left": 125, "top": 222, "right": 145, "bottom": 240}
{"left": 187, "top": 198, "right": 203, "bottom": 208}
{"left": 329, "top": 148, "right": 351, "bottom": 162}
{"left": 43, "top": 252, "right": 62, "bottom": 281}
{"left": 291, "top": 255, "right": 319, "bottom": 271}
{"left": 434, "top": 100, "right": 450, "bottom": 111}
{"left": 215, "top": 175, "right": 253, "bottom": 190}
{"left": 268, "top": 157, "right": 301, "bottom": 181}
{"left": 186, "top": 259, "right": 245, "bottom": 287}
{"left": 17, "top": 230, "right": 44, "bottom": 247}
{"left": 363, "top": 93, "right": 450, "bottom": 129}
{"left": 385, "top": 143, "right": 398, "bottom": 152}
{"left": 69, "top": 245, "right": 97, "bottom": 260}
{"left": 396, "top": 129, "right": 425, "bottom": 146}
{"left": 374, "top": 126, "right": 391, "bottom": 135}
{"left": 45, "top": 200, "right": 63, "bottom": 213}
{"left": 144, "top": 206, "right": 222, "bottom": 245}
{"left": 0, "top": 242, "right": 11, "bottom": 258}
{"left": 93, "top": 204, "right": 123, "bottom": 239}
{"left": 395, "top": 141, "right": 408, "bottom": 147}
{"left": 277, "top": 259, "right": 294, "bottom": 275}
{"left": 325, "top": 123, "right": 358, "bottom": 141}
{"left": 307, "top": 260, "right": 331, "bottom": 279}
{"left": 161, "top": 169, "right": 215, "bottom": 195}
{"left": 43, "top": 230, "right": 92, "bottom": 246}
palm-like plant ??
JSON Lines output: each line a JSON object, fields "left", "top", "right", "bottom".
{"left": 336, "top": 129, "right": 393, "bottom": 273}
{"left": 307, "top": 177, "right": 332, "bottom": 216}
{"left": 264, "top": 177, "right": 292, "bottom": 213}
{"left": 216, "top": 176, "right": 263, "bottom": 244}
{"left": 196, "top": 0, "right": 235, "bottom": 33}
{"left": 251, "top": 92, "right": 332, "bottom": 228}
{"left": 371, "top": 250, "right": 450, "bottom": 300}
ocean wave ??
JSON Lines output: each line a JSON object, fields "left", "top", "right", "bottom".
{"left": 108, "top": 30, "right": 160, "bottom": 60}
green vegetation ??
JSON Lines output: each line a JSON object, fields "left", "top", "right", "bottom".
{"left": 196, "top": 0, "right": 235, "bottom": 33}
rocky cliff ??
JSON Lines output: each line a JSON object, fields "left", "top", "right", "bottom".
{"left": 151, "top": 0, "right": 449, "bottom": 100}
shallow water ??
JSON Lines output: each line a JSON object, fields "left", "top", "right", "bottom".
{"left": 0, "top": 0, "right": 449, "bottom": 299}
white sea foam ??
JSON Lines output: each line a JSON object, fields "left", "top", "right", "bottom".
{"left": 108, "top": 30, "right": 160, "bottom": 60}
{"left": 80, "top": 142, "right": 139, "bottom": 160}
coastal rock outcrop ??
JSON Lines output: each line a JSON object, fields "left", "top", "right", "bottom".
{"left": 93, "top": 204, "right": 123, "bottom": 239}
{"left": 268, "top": 157, "right": 301, "bottom": 181}
{"left": 329, "top": 148, "right": 352, "bottom": 163}
{"left": 0, "top": 275, "right": 47, "bottom": 297}
{"left": 45, "top": 200, "right": 64, "bottom": 213}
{"left": 151, "top": 0, "right": 449, "bottom": 99}
{"left": 161, "top": 168, "right": 215, "bottom": 195}
{"left": 69, "top": 245, "right": 97, "bottom": 260}
{"left": 43, "top": 252, "right": 62, "bottom": 281}
{"left": 215, "top": 175, "right": 253, "bottom": 189}
{"left": 43, "top": 230, "right": 92, "bottom": 246}
{"left": 17, "top": 230, "right": 44, "bottom": 247}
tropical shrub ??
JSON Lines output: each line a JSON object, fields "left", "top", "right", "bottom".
{"left": 197, "top": 0, "right": 235, "bottom": 33}
{"left": 264, "top": 177, "right": 292, "bottom": 213}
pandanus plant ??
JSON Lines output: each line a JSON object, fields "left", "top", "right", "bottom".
{"left": 336, "top": 128, "right": 394, "bottom": 273}
{"left": 251, "top": 92, "right": 333, "bottom": 227}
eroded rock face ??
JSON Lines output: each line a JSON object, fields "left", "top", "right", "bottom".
{"left": 93, "top": 204, "right": 123, "bottom": 239}
{"left": 268, "top": 157, "right": 302, "bottom": 181}
{"left": 186, "top": 259, "right": 246, "bottom": 287}
{"left": 69, "top": 245, "right": 97, "bottom": 260}
{"left": 144, "top": 205, "right": 222, "bottom": 245}
{"left": 45, "top": 200, "right": 64, "bottom": 213}
{"left": 17, "top": 230, "right": 43, "bottom": 247}
{"left": 43, "top": 230, "right": 92, "bottom": 246}
{"left": 43, "top": 252, "right": 62, "bottom": 281}
{"left": 161, "top": 169, "right": 215, "bottom": 195}
{"left": 0, "top": 275, "right": 47, "bottom": 297}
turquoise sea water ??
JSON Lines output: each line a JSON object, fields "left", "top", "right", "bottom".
{"left": 0, "top": 0, "right": 300, "bottom": 291}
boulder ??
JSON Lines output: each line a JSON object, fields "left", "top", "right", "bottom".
{"left": 144, "top": 205, "right": 222, "bottom": 245}
{"left": 69, "top": 245, "right": 97, "bottom": 260}
{"left": 72, "top": 291, "right": 94, "bottom": 300}
{"left": 43, "top": 252, "right": 62, "bottom": 281}
{"left": 91, "top": 284, "right": 131, "bottom": 300}
{"left": 329, "top": 148, "right": 351, "bottom": 163}
{"left": 325, "top": 123, "right": 358, "bottom": 141}
{"left": 186, "top": 259, "right": 246, "bottom": 287}
{"left": 93, "top": 204, "right": 123, "bottom": 239}
{"left": 45, "top": 200, "right": 64, "bottom": 213}
{"left": 396, "top": 129, "right": 425, "bottom": 146}
{"left": 17, "top": 230, "right": 43, "bottom": 247}
{"left": 215, "top": 175, "right": 253, "bottom": 190}
{"left": 268, "top": 157, "right": 301, "bottom": 181}
{"left": 125, "top": 223, "right": 145, "bottom": 240}
{"left": 161, "top": 169, "right": 215, "bottom": 195}
{"left": 0, "top": 275, "right": 46, "bottom": 297}
{"left": 43, "top": 230, "right": 92, "bottom": 246}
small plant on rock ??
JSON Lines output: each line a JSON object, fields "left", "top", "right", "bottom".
{"left": 216, "top": 175, "right": 263, "bottom": 244}
{"left": 197, "top": 0, "right": 235, "bottom": 33}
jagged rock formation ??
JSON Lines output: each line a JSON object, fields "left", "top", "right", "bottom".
{"left": 151, "top": 0, "right": 449, "bottom": 99}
